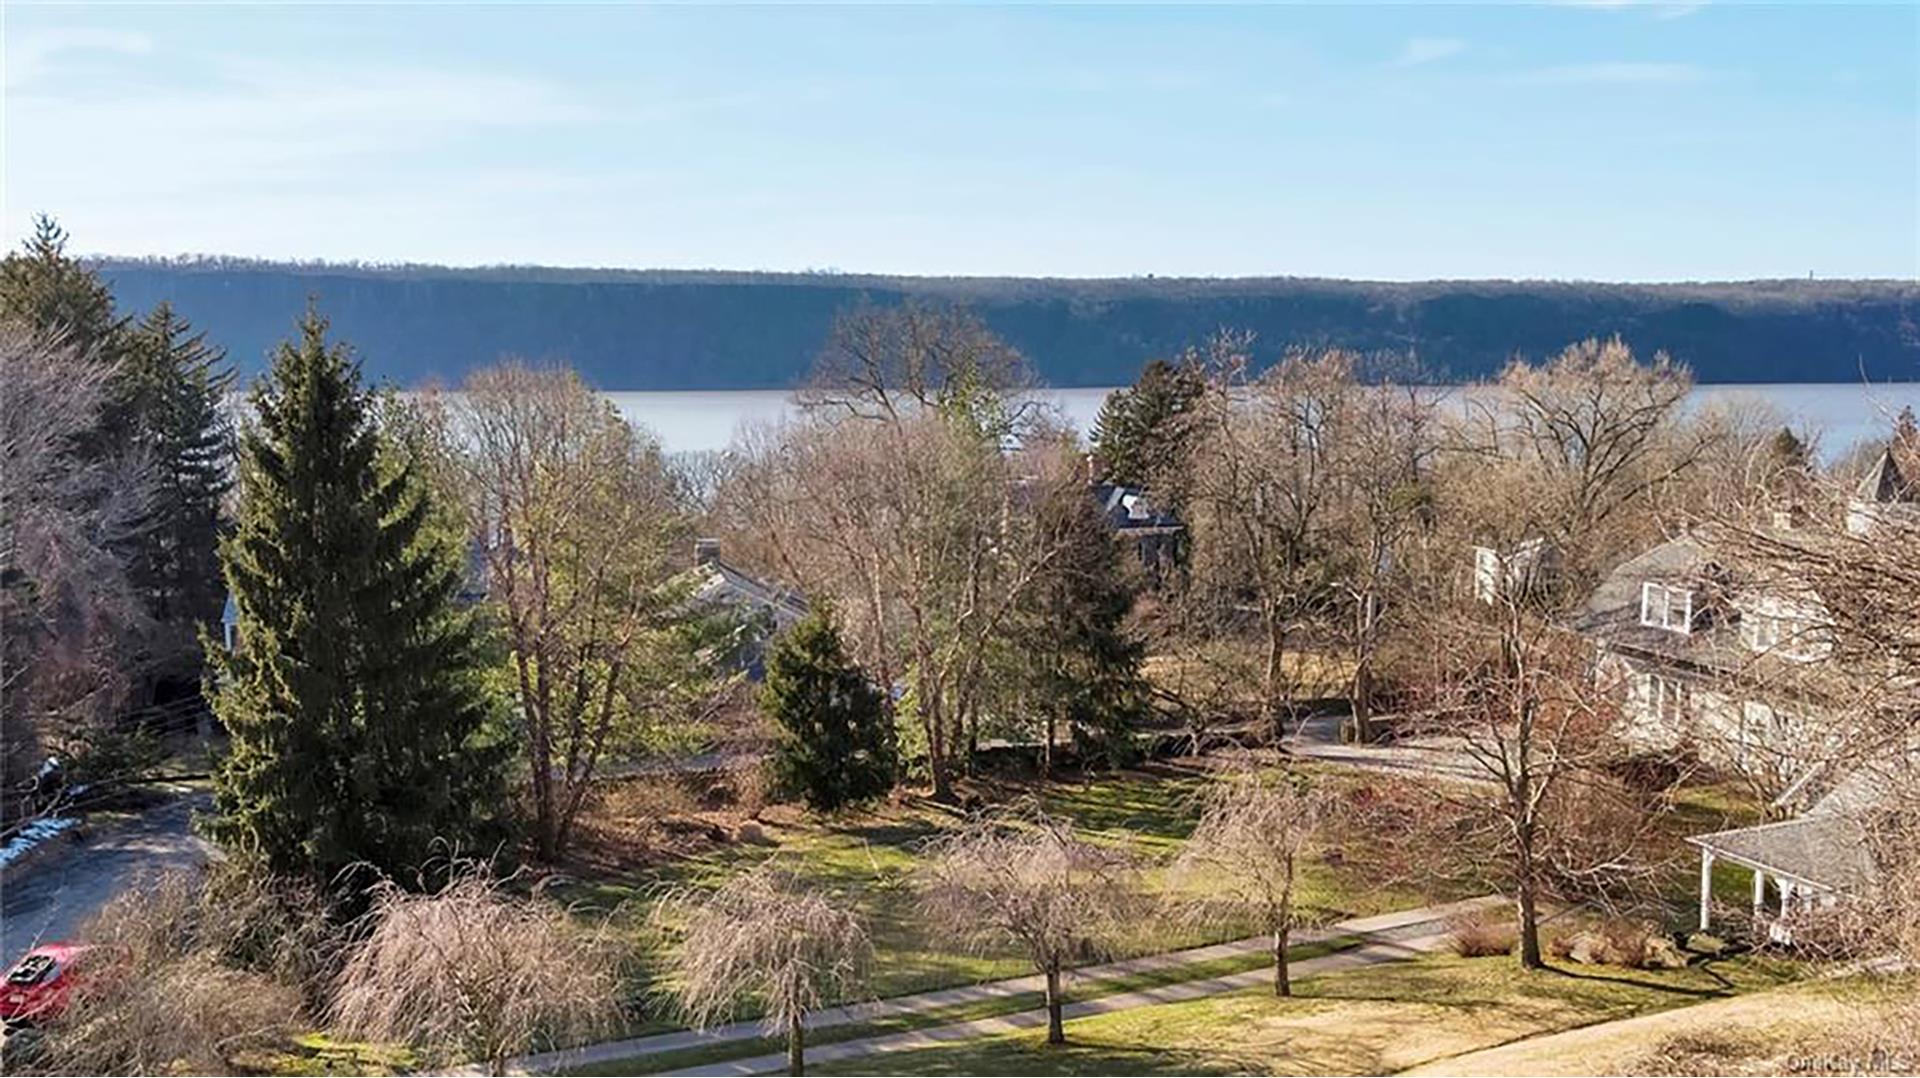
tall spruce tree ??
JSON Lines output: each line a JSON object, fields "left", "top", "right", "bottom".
{"left": 210, "top": 308, "right": 505, "bottom": 887}
{"left": 0, "top": 215, "right": 122, "bottom": 367}
{"left": 1015, "top": 472, "right": 1150, "bottom": 773}
{"left": 122, "top": 303, "right": 234, "bottom": 669}
{"left": 1089, "top": 357, "right": 1205, "bottom": 489}
{"left": 762, "top": 606, "right": 895, "bottom": 812}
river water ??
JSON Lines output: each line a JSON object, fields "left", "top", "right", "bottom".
{"left": 606, "top": 384, "right": 1920, "bottom": 460}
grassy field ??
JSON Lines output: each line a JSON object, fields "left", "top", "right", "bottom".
{"left": 807, "top": 951, "right": 1806, "bottom": 1076}
{"left": 1405, "top": 974, "right": 1915, "bottom": 1076}
{"left": 552, "top": 763, "right": 1463, "bottom": 1026}
{"left": 561, "top": 937, "right": 1367, "bottom": 1076}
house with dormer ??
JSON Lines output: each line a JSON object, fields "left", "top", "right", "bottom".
{"left": 1580, "top": 446, "right": 1918, "bottom": 939}
{"left": 1575, "top": 529, "right": 1840, "bottom": 800}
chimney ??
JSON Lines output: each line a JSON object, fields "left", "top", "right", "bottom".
{"left": 694, "top": 538, "right": 721, "bottom": 567}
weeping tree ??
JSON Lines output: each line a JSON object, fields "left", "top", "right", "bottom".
{"left": 1169, "top": 764, "right": 1336, "bottom": 995}
{"left": 917, "top": 812, "right": 1138, "bottom": 1046}
{"left": 331, "top": 863, "right": 623, "bottom": 1075}
{"left": 667, "top": 864, "right": 872, "bottom": 1076}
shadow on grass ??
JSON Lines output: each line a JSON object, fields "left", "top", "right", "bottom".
{"left": 816, "top": 1037, "right": 1258, "bottom": 1077}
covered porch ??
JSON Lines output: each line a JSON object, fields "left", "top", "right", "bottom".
{"left": 1688, "top": 814, "right": 1873, "bottom": 943}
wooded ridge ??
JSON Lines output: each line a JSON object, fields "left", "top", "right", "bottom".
{"left": 94, "top": 258, "right": 1920, "bottom": 388}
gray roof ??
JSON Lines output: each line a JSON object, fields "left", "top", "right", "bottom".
{"left": 1855, "top": 448, "right": 1918, "bottom": 504}
{"left": 1689, "top": 813, "right": 1877, "bottom": 893}
{"left": 685, "top": 560, "right": 809, "bottom": 631}
{"left": 1574, "top": 532, "right": 1749, "bottom": 675}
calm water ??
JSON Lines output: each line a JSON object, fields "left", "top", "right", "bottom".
{"left": 609, "top": 384, "right": 1920, "bottom": 460}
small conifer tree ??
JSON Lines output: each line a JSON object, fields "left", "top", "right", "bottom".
{"left": 762, "top": 606, "right": 895, "bottom": 812}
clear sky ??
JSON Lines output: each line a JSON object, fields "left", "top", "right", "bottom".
{"left": 4, "top": 2, "right": 1915, "bottom": 281}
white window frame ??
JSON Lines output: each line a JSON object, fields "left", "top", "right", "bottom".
{"left": 1652, "top": 674, "right": 1688, "bottom": 724}
{"left": 1640, "top": 582, "right": 1693, "bottom": 633}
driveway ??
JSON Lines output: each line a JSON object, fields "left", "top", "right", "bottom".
{"left": 0, "top": 788, "right": 213, "bottom": 960}
{"left": 1284, "top": 713, "right": 1487, "bottom": 782}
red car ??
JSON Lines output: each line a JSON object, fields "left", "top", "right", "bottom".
{"left": 0, "top": 944, "right": 87, "bottom": 1025}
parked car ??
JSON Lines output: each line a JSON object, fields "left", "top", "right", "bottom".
{"left": 0, "top": 944, "right": 87, "bottom": 1026}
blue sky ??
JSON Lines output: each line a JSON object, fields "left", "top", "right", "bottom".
{"left": 4, "top": 3, "right": 1915, "bottom": 280}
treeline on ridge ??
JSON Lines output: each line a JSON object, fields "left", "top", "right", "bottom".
{"left": 93, "top": 257, "right": 1920, "bottom": 389}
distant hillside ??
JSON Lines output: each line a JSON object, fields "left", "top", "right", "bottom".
{"left": 93, "top": 259, "right": 1920, "bottom": 389}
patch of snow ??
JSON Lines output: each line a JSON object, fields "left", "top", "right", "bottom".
{"left": 0, "top": 817, "right": 79, "bottom": 870}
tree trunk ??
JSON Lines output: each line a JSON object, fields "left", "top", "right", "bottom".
{"left": 1349, "top": 654, "right": 1374, "bottom": 744}
{"left": 787, "top": 1009, "right": 805, "bottom": 1076}
{"left": 1043, "top": 707, "right": 1055, "bottom": 779}
{"left": 1272, "top": 926, "right": 1292, "bottom": 997}
{"left": 1044, "top": 964, "right": 1065, "bottom": 1045}
{"left": 1515, "top": 847, "right": 1544, "bottom": 969}
{"left": 1263, "top": 609, "right": 1285, "bottom": 743}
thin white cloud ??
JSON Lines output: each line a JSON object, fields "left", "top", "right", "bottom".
{"left": 1512, "top": 61, "right": 1711, "bottom": 86}
{"left": 5, "top": 27, "right": 154, "bottom": 89}
{"left": 1391, "top": 37, "right": 1468, "bottom": 69}
{"left": 1550, "top": 1, "right": 1708, "bottom": 20}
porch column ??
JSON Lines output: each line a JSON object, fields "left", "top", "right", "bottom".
{"left": 1752, "top": 865, "right": 1767, "bottom": 920}
{"left": 1698, "top": 848, "right": 1715, "bottom": 931}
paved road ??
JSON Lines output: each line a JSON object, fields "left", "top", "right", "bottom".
{"left": 1284, "top": 713, "right": 1488, "bottom": 782}
{"left": 494, "top": 895, "right": 1504, "bottom": 1077}
{"left": 0, "top": 788, "right": 213, "bottom": 961}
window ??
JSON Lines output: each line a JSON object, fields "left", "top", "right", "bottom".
{"left": 1652, "top": 675, "right": 1688, "bottom": 724}
{"left": 1739, "top": 597, "right": 1829, "bottom": 662}
{"left": 1639, "top": 582, "right": 1693, "bottom": 633}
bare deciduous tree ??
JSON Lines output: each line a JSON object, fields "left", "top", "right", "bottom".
{"left": 454, "top": 363, "right": 727, "bottom": 859}
{"left": 1176, "top": 338, "right": 1358, "bottom": 740}
{"left": 716, "top": 306, "right": 1077, "bottom": 801}
{"left": 0, "top": 324, "right": 155, "bottom": 809}
{"left": 1399, "top": 616, "right": 1672, "bottom": 968}
{"left": 665, "top": 864, "right": 872, "bottom": 1076}
{"left": 802, "top": 298, "right": 1032, "bottom": 426}
{"left": 918, "top": 812, "right": 1137, "bottom": 1045}
{"left": 331, "top": 863, "right": 623, "bottom": 1076}
{"left": 1169, "top": 764, "right": 1335, "bottom": 995}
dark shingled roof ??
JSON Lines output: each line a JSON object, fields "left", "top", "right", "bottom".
{"left": 1688, "top": 814, "right": 1877, "bottom": 893}
{"left": 685, "top": 560, "right": 809, "bottom": 631}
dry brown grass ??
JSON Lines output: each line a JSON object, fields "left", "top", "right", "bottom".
{"left": 1447, "top": 908, "right": 1518, "bottom": 958}
{"left": 23, "top": 867, "right": 316, "bottom": 1076}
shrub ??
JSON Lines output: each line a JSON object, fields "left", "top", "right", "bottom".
{"left": 28, "top": 867, "right": 317, "bottom": 1076}
{"left": 1548, "top": 917, "right": 1668, "bottom": 968}
{"left": 330, "top": 862, "right": 623, "bottom": 1074}
{"left": 1447, "top": 909, "right": 1518, "bottom": 957}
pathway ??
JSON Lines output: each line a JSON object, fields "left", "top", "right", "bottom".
{"left": 1283, "top": 714, "right": 1487, "bottom": 782}
{"left": 0, "top": 787, "right": 213, "bottom": 961}
{"left": 502, "top": 894, "right": 1503, "bottom": 1076}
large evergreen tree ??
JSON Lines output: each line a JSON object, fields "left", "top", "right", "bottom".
{"left": 1015, "top": 469, "right": 1151, "bottom": 773}
{"left": 1089, "top": 357, "right": 1205, "bottom": 490}
{"left": 762, "top": 606, "right": 895, "bottom": 812}
{"left": 210, "top": 309, "right": 505, "bottom": 887}
{"left": 122, "top": 303, "right": 234, "bottom": 670}
{"left": 0, "top": 215, "right": 122, "bottom": 366}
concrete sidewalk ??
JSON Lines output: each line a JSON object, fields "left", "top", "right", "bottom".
{"left": 506, "top": 893, "right": 1502, "bottom": 1076}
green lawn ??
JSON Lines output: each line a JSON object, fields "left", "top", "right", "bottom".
{"left": 563, "top": 937, "right": 1365, "bottom": 1076}
{"left": 551, "top": 764, "right": 1462, "bottom": 1031}
{"left": 808, "top": 952, "right": 1806, "bottom": 1076}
